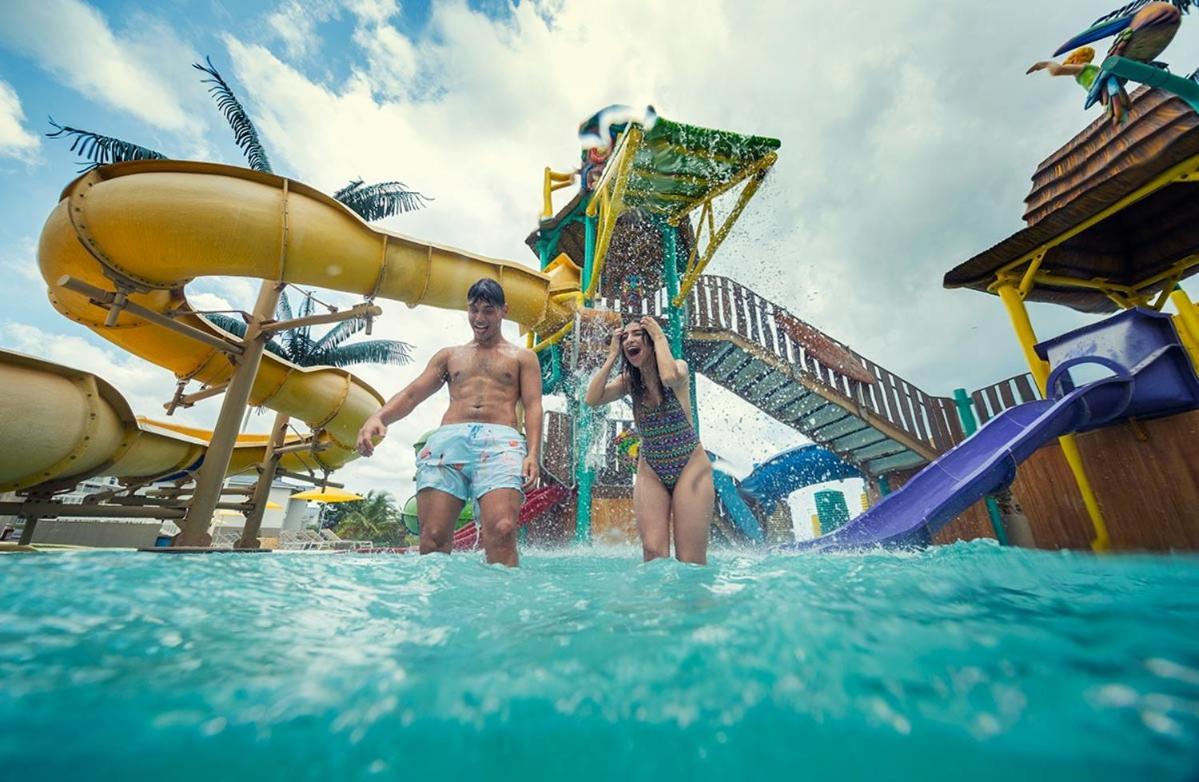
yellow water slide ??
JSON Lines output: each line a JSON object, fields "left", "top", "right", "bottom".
{"left": 0, "top": 160, "right": 579, "bottom": 493}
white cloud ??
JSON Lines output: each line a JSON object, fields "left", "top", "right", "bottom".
{"left": 213, "top": 0, "right": 1140, "bottom": 502}
{"left": 0, "top": 80, "right": 40, "bottom": 163}
{"left": 267, "top": 0, "right": 341, "bottom": 60}
{"left": 0, "top": 0, "right": 199, "bottom": 133}
{"left": 1, "top": 236, "right": 42, "bottom": 286}
{"left": 9, "top": 0, "right": 1194, "bottom": 512}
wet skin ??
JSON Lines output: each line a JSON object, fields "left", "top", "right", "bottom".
{"left": 584, "top": 317, "right": 712, "bottom": 565}
{"left": 355, "top": 298, "right": 542, "bottom": 566}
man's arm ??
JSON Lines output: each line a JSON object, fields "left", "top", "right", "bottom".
{"left": 518, "top": 348, "right": 543, "bottom": 489}
{"left": 355, "top": 348, "right": 450, "bottom": 457}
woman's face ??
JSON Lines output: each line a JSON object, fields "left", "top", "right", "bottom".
{"left": 620, "top": 324, "right": 651, "bottom": 368}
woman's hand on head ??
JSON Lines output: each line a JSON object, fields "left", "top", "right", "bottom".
{"left": 608, "top": 327, "right": 622, "bottom": 359}
{"left": 640, "top": 316, "right": 665, "bottom": 341}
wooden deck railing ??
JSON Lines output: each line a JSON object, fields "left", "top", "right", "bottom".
{"left": 598, "top": 275, "right": 964, "bottom": 456}
{"left": 969, "top": 373, "right": 1041, "bottom": 425}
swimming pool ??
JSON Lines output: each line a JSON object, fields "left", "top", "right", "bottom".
{"left": 2, "top": 542, "right": 1197, "bottom": 780}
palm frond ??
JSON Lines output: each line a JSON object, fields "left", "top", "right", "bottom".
{"left": 299, "top": 291, "right": 317, "bottom": 319}
{"left": 193, "top": 56, "right": 273, "bottom": 173}
{"left": 203, "top": 312, "right": 289, "bottom": 359}
{"left": 273, "top": 292, "right": 297, "bottom": 357}
{"left": 292, "top": 292, "right": 319, "bottom": 358}
{"left": 275, "top": 291, "right": 295, "bottom": 323}
{"left": 309, "top": 339, "right": 413, "bottom": 368}
{"left": 46, "top": 118, "right": 168, "bottom": 172}
{"left": 334, "top": 179, "right": 430, "bottom": 221}
{"left": 310, "top": 315, "right": 367, "bottom": 353}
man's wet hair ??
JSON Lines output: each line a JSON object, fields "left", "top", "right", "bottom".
{"left": 467, "top": 278, "right": 506, "bottom": 307}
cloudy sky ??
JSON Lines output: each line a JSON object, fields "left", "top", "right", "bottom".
{"left": 2, "top": 0, "right": 1196, "bottom": 526}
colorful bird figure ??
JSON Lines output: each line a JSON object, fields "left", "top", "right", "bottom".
{"left": 1051, "top": 0, "right": 1191, "bottom": 125}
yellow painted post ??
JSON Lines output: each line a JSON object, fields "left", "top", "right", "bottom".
{"left": 995, "top": 281, "right": 1111, "bottom": 551}
{"left": 1170, "top": 287, "right": 1199, "bottom": 370}
{"left": 996, "top": 283, "right": 1050, "bottom": 389}
{"left": 810, "top": 514, "right": 821, "bottom": 537}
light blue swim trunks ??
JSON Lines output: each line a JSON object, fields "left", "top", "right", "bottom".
{"left": 415, "top": 423, "right": 527, "bottom": 502}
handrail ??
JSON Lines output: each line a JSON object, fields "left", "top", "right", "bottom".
{"left": 596, "top": 275, "right": 964, "bottom": 456}
{"left": 541, "top": 168, "right": 576, "bottom": 220}
{"left": 968, "top": 372, "right": 1041, "bottom": 426}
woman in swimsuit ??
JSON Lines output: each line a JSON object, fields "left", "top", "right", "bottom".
{"left": 584, "top": 316, "right": 713, "bottom": 564}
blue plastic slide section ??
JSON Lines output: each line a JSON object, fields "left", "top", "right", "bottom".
{"left": 777, "top": 308, "right": 1199, "bottom": 552}
{"left": 739, "top": 445, "right": 860, "bottom": 508}
{"left": 712, "top": 468, "right": 764, "bottom": 543}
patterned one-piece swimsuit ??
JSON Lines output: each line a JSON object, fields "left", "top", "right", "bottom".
{"left": 633, "top": 385, "right": 700, "bottom": 492}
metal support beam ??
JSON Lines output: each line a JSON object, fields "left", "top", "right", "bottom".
{"left": 238, "top": 412, "right": 290, "bottom": 549}
{"left": 259, "top": 303, "right": 382, "bottom": 335}
{"left": 276, "top": 469, "right": 343, "bottom": 488}
{"left": 164, "top": 381, "right": 229, "bottom": 414}
{"left": 271, "top": 440, "right": 327, "bottom": 457}
{"left": 59, "top": 276, "right": 244, "bottom": 356}
{"left": 175, "top": 280, "right": 285, "bottom": 546}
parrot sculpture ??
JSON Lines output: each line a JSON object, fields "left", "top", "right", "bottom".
{"left": 1029, "top": 1, "right": 1191, "bottom": 125}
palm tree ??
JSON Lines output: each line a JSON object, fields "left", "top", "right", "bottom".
{"left": 46, "top": 56, "right": 428, "bottom": 221}
{"left": 327, "top": 490, "right": 409, "bottom": 546}
{"left": 206, "top": 289, "right": 412, "bottom": 370}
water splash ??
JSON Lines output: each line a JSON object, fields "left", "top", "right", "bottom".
{"left": 2, "top": 544, "right": 1198, "bottom": 780}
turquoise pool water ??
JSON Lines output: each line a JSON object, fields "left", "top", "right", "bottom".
{"left": 2, "top": 542, "right": 1198, "bottom": 780}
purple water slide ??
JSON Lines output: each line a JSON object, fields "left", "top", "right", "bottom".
{"left": 777, "top": 308, "right": 1199, "bottom": 552}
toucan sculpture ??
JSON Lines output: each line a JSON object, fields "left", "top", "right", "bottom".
{"left": 1028, "top": 1, "right": 1191, "bottom": 125}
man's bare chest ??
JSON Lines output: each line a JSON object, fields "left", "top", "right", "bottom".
{"left": 445, "top": 348, "right": 519, "bottom": 388}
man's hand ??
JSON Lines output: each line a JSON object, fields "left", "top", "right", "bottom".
{"left": 640, "top": 315, "right": 666, "bottom": 342}
{"left": 522, "top": 455, "right": 540, "bottom": 490}
{"left": 356, "top": 416, "right": 387, "bottom": 457}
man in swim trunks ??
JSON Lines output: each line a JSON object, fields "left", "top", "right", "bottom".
{"left": 355, "top": 279, "right": 542, "bottom": 566}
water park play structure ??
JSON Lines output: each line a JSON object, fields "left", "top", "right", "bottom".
{"left": 4, "top": 44, "right": 1199, "bottom": 552}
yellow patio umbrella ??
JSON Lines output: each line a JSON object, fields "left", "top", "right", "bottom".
{"left": 265, "top": 501, "right": 283, "bottom": 510}
{"left": 290, "top": 487, "right": 365, "bottom": 503}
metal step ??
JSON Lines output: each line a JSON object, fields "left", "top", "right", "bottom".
{"left": 865, "top": 450, "right": 927, "bottom": 475}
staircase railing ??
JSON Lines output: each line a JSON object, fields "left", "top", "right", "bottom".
{"left": 597, "top": 275, "right": 964, "bottom": 457}
{"left": 968, "top": 372, "right": 1041, "bottom": 425}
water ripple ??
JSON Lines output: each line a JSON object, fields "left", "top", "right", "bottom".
{"left": 1, "top": 542, "right": 1198, "bottom": 780}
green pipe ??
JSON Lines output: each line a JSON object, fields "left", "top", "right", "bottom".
{"left": 573, "top": 396, "right": 595, "bottom": 543}
{"left": 953, "top": 388, "right": 1009, "bottom": 545}
{"left": 661, "top": 223, "right": 684, "bottom": 357}
{"left": 582, "top": 215, "right": 597, "bottom": 305}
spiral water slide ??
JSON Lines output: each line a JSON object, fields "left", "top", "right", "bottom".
{"left": 0, "top": 160, "right": 579, "bottom": 493}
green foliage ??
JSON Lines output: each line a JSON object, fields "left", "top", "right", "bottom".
{"left": 47, "top": 58, "right": 428, "bottom": 221}
{"left": 202, "top": 292, "right": 412, "bottom": 369}
{"left": 193, "top": 56, "right": 273, "bottom": 173}
{"left": 202, "top": 312, "right": 291, "bottom": 360}
{"left": 45, "top": 119, "right": 167, "bottom": 171}
{"left": 327, "top": 490, "right": 412, "bottom": 547}
{"left": 334, "top": 179, "right": 430, "bottom": 221}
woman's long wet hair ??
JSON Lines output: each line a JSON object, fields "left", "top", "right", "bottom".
{"left": 620, "top": 323, "right": 665, "bottom": 407}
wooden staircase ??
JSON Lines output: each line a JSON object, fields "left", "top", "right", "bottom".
{"left": 602, "top": 276, "right": 966, "bottom": 477}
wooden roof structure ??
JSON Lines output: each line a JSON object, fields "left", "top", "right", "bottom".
{"left": 944, "top": 83, "right": 1199, "bottom": 313}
